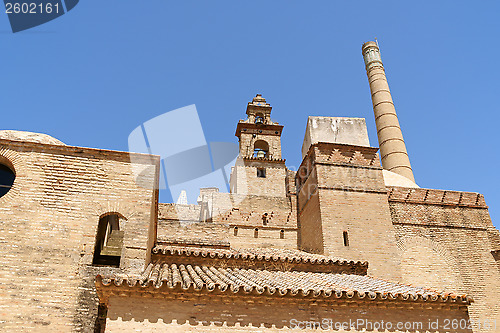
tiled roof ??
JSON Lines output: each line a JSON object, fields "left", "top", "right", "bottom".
{"left": 152, "top": 244, "right": 363, "bottom": 267}
{"left": 156, "top": 239, "right": 231, "bottom": 249}
{"left": 96, "top": 262, "right": 471, "bottom": 305}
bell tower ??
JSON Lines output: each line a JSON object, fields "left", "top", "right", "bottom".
{"left": 229, "top": 94, "right": 287, "bottom": 197}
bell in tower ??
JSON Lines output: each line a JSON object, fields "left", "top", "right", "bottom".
{"left": 229, "top": 94, "right": 287, "bottom": 197}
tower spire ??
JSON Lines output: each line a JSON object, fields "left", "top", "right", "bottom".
{"left": 362, "top": 41, "right": 415, "bottom": 183}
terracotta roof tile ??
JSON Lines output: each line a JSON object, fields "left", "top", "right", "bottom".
{"left": 152, "top": 244, "right": 364, "bottom": 267}
{"left": 97, "top": 262, "right": 472, "bottom": 305}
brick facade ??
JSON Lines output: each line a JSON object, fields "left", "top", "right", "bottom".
{"left": 105, "top": 294, "right": 471, "bottom": 332}
{"left": 390, "top": 199, "right": 500, "bottom": 332}
{"left": 0, "top": 139, "right": 158, "bottom": 332}
{"left": 0, "top": 92, "right": 498, "bottom": 333}
{"left": 296, "top": 143, "right": 402, "bottom": 281}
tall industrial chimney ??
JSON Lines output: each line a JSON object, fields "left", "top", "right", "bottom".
{"left": 362, "top": 41, "right": 415, "bottom": 183}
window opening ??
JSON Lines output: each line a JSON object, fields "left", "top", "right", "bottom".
{"left": 93, "top": 213, "right": 124, "bottom": 266}
{"left": 257, "top": 168, "right": 266, "bottom": 178}
{"left": 343, "top": 231, "right": 349, "bottom": 247}
{"left": 0, "top": 163, "right": 15, "bottom": 198}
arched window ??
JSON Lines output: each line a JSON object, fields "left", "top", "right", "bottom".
{"left": 253, "top": 140, "right": 269, "bottom": 158}
{"left": 254, "top": 228, "right": 259, "bottom": 238}
{"left": 255, "top": 113, "right": 264, "bottom": 124}
{"left": 93, "top": 213, "right": 124, "bottom": 267}
{"left": 233, "top": 226, "right": 238, "bottom": 236}
{"left": 0, "top": 162, "right": 15, "bottom": 198}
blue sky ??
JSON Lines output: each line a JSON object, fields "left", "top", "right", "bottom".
{"left": 1, "top": 1, "right": 499, "bottom": 227}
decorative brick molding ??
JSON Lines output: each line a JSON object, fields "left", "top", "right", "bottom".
{"left": 296, "top": 142, "right": 381, "bottom": 192}
{"left": 387, "top": 187, "right": 488, "bottom": 208}
{"left": 235, "top": 122, "right": 283, "bottom": 137}
{"left": 314, "top": 142, "right": 381, "bottom": 167}
{"left": 242, "top": 156, "right": 286, "bottom": 163}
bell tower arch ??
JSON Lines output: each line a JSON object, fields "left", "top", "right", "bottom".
{"left": 229, "top": 94, "right": 287, "bottom": 197}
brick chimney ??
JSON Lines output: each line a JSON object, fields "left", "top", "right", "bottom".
{"left": 362, "top": 41, "right": 415, "bottom": 183}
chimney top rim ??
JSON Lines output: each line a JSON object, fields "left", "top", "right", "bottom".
{"left": 362, "top": 41, "right": 379, "bottom": 51}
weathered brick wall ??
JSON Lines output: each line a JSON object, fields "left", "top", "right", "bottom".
{"left": 317, "top": 189, "right": 402, "bottom": 281}
{"left": 492, "top": 251, "right": 500, "bottom": 273}
{"left": 229, "top": 226, "right": 297, "bottom": 249}
{"left": 158, "top": 200, "right": 228, "bottom": 246}
{"left": 0, "top": 140, "right": 158, "bottom": 332}
{"left": 285, "top": 169, "right": 296, "bottom": 195}
{"left": 220, "top": 207, "right": 295, "bottom": 228}
{"left": 157, "top": 220, "right": 229, "bottom": 247}
{"left": 231, "top": 161, "right": 286, "bottom": 197}
{"left": 297, "top": 191, "right": 323, "bottom": 254}
{"left": 239, "top": 132, "right": 282, "bottom": 159}
{"left": 211, "top": 193, "right": 294, "bottom": 216}
{"left": 156, "top": 191, "right": 298, "bottom": 250}
{"left": 296, "top": 143, "right": 402, "bottom": 281}
{"left": 158, "top": 203, "right": 201, "bottom": 222}
{"left": 212, "top": 193, "right": 296, "bottom": 249}
{"left": 390, "top": 197, "right": 500, "bottom": 333}
{"left": 157, "top": 189, "right": 298, "bottom": 250}
{"left": 105, "top": 295, "right": 471, "bottom": 332}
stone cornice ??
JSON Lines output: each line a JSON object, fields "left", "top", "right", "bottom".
{"left": 235, "top": 122, "right": 283, "bottom": 137}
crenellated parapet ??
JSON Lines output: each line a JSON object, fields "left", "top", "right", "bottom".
{"left": 387, "top": 187, "right": 487, "bottom": 208}
{"left": 296, "top": 142, "right": 382, "bottom": 195}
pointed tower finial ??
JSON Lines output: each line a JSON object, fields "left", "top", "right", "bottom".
{"left": 245, "top": 94, "right": 273, "bottom": 124}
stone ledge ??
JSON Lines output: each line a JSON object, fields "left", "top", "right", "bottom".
{"left": 0, "top": 138, "right": 160, "bottom": 165}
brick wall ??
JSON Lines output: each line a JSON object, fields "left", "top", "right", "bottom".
{"left": 156, "top": 190, "right": 298, "bottom": 250}
{"left": 105, "top": 294, "right": 471, "bottom": 332}
{"left": 297, "top": 191, "right": 323, "bottom": 254}
{"left": 157, "top": 220, "right": 229, "bottom": 247}
{"left": 296, "top": 143, "right": 402, "bottom": 281}
{"left": 229, "top": 226, "right": 297, "bottom": 249}
{"left": 230, "top": 160, "right": 286, "bottom": 197}
{"left": 0, "top": 140, "right": 158, "bottom": 332}
{"left": 238, "top": 132, "right": 282, "bottom": 159}
{"left": 213, "top": 192, "right": 297, "bottom": 249}
{"left": 159, "top": 203, "right": 201, "bottom": 222}
{"left": 390, "top": 198, "right": 500, "bottom": 333}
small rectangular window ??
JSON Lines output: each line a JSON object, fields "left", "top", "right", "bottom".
{"left": 257, "top": 168, "right": 266, "bottom": 178}
{"left": 343, "top": 231, "right": 349, "bottom": 247}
